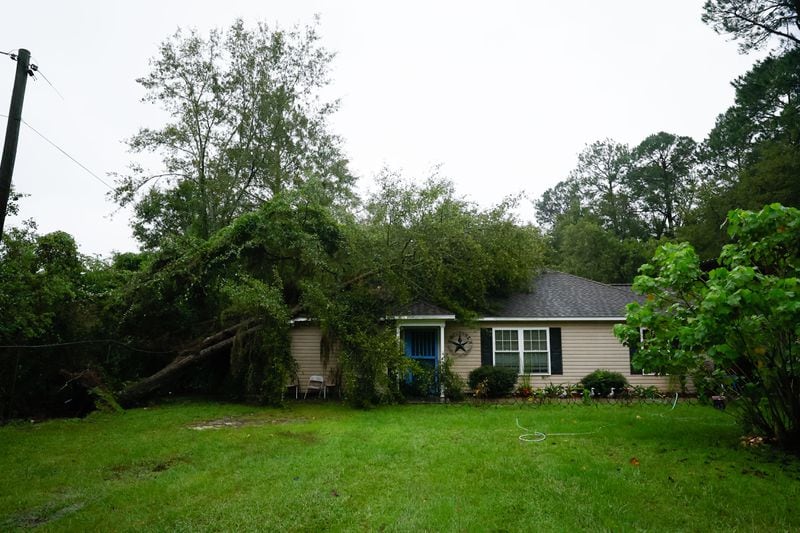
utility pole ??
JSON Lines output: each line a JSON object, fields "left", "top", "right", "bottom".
{"left": 0, "top": 48, "right": 32, "bottom": 245}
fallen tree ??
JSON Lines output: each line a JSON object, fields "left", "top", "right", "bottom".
{"left": 117, "top": 319, "right": 263, "bottom": 407}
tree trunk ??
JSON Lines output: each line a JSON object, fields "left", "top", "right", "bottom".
{"left": 116, "top": 321, "right": 262, "bottom": 407}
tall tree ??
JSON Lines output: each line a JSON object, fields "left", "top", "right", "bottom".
{"left": 549, "top": 219, "right": 653, "bottom": 284}
{"left": 533, "top": 176, "right": 584, "bottom": 230}
{"left": 111, "top": 172, "right": 549, "bottom": 407}
{"left": 702, "top": 0, "right": 800, "bottom": 52}
{"left": 113, "top": 19, "right": 353, "bottom": 247}
{"left": 570, "top": 139, "right": 644, "bottom": 239}
{"left": 535, "top": 138, "right": 655, "bottom": 283}
{"left": 628, "top": 132, "right": 698, "bottom": 239}
{"left": 684, "top": 48, "right": 800, "bottom": 257}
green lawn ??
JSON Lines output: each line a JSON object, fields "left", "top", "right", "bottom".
{"left": 1, "top": 400, "right": 799, "bottom": 532}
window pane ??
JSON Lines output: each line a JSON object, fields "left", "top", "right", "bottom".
{"left": 523, "top": 329, "right": 547, "bottom": 352}
{"left": 524, "top": 351, "right": 548, "bottom": 373}
{"left": 495, "top": 330, "right": 518, "bottom": 352}
{"left": 495, "top": 352, "right": 519, "bottom": 372}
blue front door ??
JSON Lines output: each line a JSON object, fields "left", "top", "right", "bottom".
{"left": 403, "top": 327, "right": 439, "bottom": 395}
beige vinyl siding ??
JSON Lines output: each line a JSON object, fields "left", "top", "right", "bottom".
{"left": 290, "top": 323, "right": 338, "bottom": 394}
{"left": 552, "top": 321, "right": 671, "bottom": 390}
{"left": 291, "top": 320, "right": 675, "bottom": 396}
{"left": 449, "top": 321, "right": 672, "bottom": 391}
{"left": 443, "top": 325, "right": 482, "bottom": 381}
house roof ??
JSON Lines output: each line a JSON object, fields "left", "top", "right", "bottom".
{"left": 491, "top": 271, "right": 641, "bottom": 319}
{"left": 390, "top": 272, "right": 641, "bottom": 323}
{"left": 392, "top": 301, "right": 456, "bottom": 319}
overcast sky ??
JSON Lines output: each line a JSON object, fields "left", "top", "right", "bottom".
{"left": 0, "top": 1, "right": 763, "bottom": 257}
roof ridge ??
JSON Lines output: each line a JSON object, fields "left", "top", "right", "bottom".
{"left": 543, "top": 269, "right": 622, "bottom": 291}
{"left": 497, "top": 269, "right": 638, "bottom": 318}
{"left": 608, "top": 283, "right": 642, "bottom": 297}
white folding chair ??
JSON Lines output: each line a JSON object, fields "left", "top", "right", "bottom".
{"left": 304, "top": 375, "right": 324, "bottom": 399}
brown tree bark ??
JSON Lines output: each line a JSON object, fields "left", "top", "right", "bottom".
{"left": 116, "top": 320, "right": 262, "bottom": 407}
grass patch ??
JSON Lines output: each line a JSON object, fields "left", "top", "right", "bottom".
{"left": 1, "top": 400, "right": 799, "bottom": 531}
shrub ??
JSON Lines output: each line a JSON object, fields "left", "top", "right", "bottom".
{"left": 690, "top": 364, "right": 731, "bottom": 403}
{"left": 467, "top": 366, "right": 518, "bottom": 398}
{"left": 580, "top": 369, "right": 629, "bottom": 397}
{"left": 439, "top": 356, "right": 466, "bottom": 402}
{"left": 400, "top": 360, "right": 435, "bottom": 398}
{"left": 340, "top": 326, "right": 407, "bottom": 408}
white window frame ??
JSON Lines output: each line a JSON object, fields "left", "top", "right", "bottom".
{"left": 492, "top": 327, "right": 551, "bottom": 375}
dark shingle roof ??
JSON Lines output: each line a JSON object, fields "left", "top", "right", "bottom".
{"left": 494, "top": 271, "right": 641, "bottom": 318}
{"left": 395, "top": 301, "right": 455, "bottom": 317}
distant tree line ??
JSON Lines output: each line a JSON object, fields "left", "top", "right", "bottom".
{"left": 535, "top": 36, "right": 800, "bottom": 282}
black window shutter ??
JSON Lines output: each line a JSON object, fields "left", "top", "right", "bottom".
{"left": 549, "top": 327, "right": 562, "bottom": 375}
{"left": 629, "top": 343, "right": 642, "bottom": 375}
{"left": 480, "top": 328, "right": 493, "bottom": 366}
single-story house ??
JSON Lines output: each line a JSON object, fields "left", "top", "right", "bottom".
{"left": 290, "top": 271, "right": 670, "bottom": 396}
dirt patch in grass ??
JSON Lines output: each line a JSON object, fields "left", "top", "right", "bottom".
{"left": 4, "top": 501, "right": 85, "bottom": 529}
{"left": 105, "top": 455, "right": 188, "bottom": 480}
{"left": 188, "top": 415, "right": 305, "bottom": 431}
{"left": 187, "top": 414, "right": 318, "bottom": 443}
{"left": 275, "top": 430, "right": 319, "bottom": 443}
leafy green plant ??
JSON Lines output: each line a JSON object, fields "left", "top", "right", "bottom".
{"left": 615, "top": 204, "right": 800, "bottom": 449}
{"left": 473, "top": 379, "right": 489, "bottom": 399}
{"left": 339, "top": 325, "right": 407, "bottom": 407}
{"left": 515, "top": 374, "right": 534, "bottom": 398}
{"left": 630, "top": 385, "right": 661, "bottom": 399}
{"left": 543, "top": 382, "right": 564, "bottom": 398}
{"left": 467, "top": 367, "right": 518, "bottom": 398}
{"left": 438, "top": 356, "right": 466, "bottom": 401}
{"left": 691, "top": 365, "right": 731, "bottom": 403}
{"left": 227, "top": 324, "right": 295, "bottom": 405}
{"left": 581, "top": 369, "right": 629, "bottom": 397}
{"left": 400, "top": 360, "right": 435, "bottom": 399}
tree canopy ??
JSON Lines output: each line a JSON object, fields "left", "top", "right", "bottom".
{"left": 702, "top": 0, "right": 800, "bottom": 52}
{"left": 112, "top": 19, "right": 353, "bottom": 248}
{"left": 616, "top": 204, "right": 800, "bottom": 450}
{"left": 682, "top": 47, "right": 800, "bottom": 257}
{"left": 534, "top": 132, "right": 698, "bottom": 283}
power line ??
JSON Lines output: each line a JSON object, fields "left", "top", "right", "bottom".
{"left": 29, "top": 56, "right": 64, "bottom": 100}
{"left": 0, "top": 338, "right": 176, "bottom": 354}
{"left": 31, "top": 63, "right": 64, "bottom": 100}
{"left": 21, "top": 119, "right": 114, "bottom": 189}
{"left": 0, "top": 113, "right": 114, "bottom": 190}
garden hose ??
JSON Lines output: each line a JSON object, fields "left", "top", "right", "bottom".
{"left": 516, "top": 394, "right": 679, "bottom": 442}
{"left": 515, "top": 418, "right": 606, "bottom": 443}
